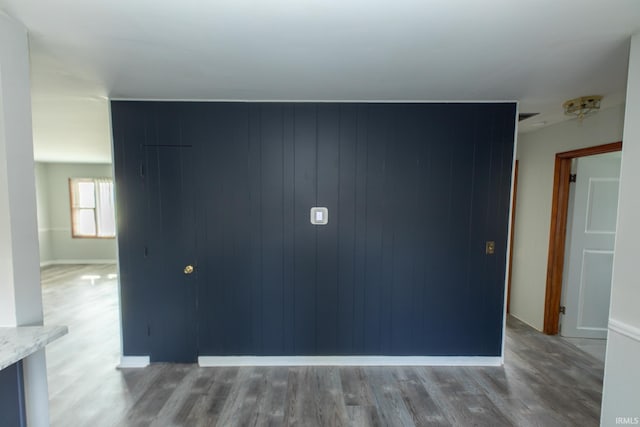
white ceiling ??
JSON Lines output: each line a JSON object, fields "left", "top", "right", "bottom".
{"left": 1, "top": 0, "right": 639, "bottom": 163}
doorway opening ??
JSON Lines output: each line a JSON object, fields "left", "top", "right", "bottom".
{"left": 543, "top": 141, "right": 622, "bottom": 336}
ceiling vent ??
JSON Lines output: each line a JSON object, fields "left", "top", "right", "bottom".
{"left": 518, "top": 113, "right": 540, "bottom": 121}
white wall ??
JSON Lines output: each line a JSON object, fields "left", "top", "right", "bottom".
{"left": 0, "top": 11, "right": 51, "bottom": 425}
{"left": 35, "top": 162, "right": 117, "bottom": 263}
{"left": 511, "top": 104, "right": 625, "bottom": 330}
{"left": 601, "top": 32, "right": 640, "bottom": 426}
{"left": 34, "top": 162, "right": 53, "bottom": 263}
{"left": 0, "top": 11, "right": 43, "bottom": 328}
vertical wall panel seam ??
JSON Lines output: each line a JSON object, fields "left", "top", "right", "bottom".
{"left": 143, "top": 120, "right": 149, "bottom": 352}
{"left": 379, "top": 112, "right": 389, "bottom": 350}
{"left": 292, "top": 106, "right": 297, "bottom": 353}
{"left": 421, "top": 124, "right": 430, "bottom": 348}
{"left": 336, "top": 106, "right": 342, "bottom": 349}
{"left": 483, "top": 114, "right": 496, "bottom": 316}
{"left": 259, "top": 107, "right": 264, "bottom": 353}
{"left": 246, "top": 107, "right": 252, "bottom": 354}
{"left": 410, "top": 114, "right": 420, "bottom": 346}
{"left": 362, "top": 107, "right": 369, "bottom": 349}
{"left": 466, "top": 113, "right": 479, "bottom": 294}
{"left": 389, "top": 111, "right": 397, "bottom": 352}
{"left": 314, "top": 104, "right": 319, "bottom": 353}
{"left": 445, "top": 125, "right": 455, "bottom": 341}
{"left": 352, "top": 107, "right": 359, "bottom": 351}
{"left": 152, "top": 147, "right": 162, "bottom": 357}
{"left": 281, "top": 106, "right": 285, "bottom": 353}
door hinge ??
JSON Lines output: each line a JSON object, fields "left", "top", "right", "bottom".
{"left": 147, "top": 325, "right": 151, "bottom": 336}
{"left": 139, "top": 164, "right": 145, "bottom": 178}
{"left": 560, "top": 305, "right": 566, "bottom": 314}
{"left": 569, "top": 174, "right": 577, "bottom": 183}
{"left": 144, "top": 246, "right": 148, "bottom": 257}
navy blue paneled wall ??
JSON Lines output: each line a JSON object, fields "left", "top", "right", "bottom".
{"left": 112, "top": 102, "right": 516, "bottom": 359}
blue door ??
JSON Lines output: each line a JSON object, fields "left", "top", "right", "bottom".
{"left": 143, "top": 145, "right": 198, "bottom": 362}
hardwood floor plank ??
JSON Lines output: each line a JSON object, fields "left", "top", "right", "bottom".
{"left": 395, "top": 367, "right": 450, "bottom": 426}
{"left": 215, "top": 367, "right": 269, "bottom": 427}
{"left": 185, "top": 367, "right": 239, "bottom": 426}
{"left": 314, "top": 367, "right": 350, "bottom": 426}
{"left": 461, "top": 366, "right": 549, "bottom": 427}
{"left": 282, "top": 367, "right": 302, "bottom": 426}
{"left": 124, "top": 364, "right": 192, "bottom": 425}
{"left": 365, "top": 367, "right": 415, "bottom": 427}
{"left": 345, "top": 405, "right": 382, "bottom": 427}
{"left": 249, "top": 366, "right": 289, "bottom": 426}
{"left": 339, "top": 367, "right": 375, "bottom": 407}
{"left": 150, "top": 366, "right": 200, "bottom": 426}
{"left": 283, "top": 367, "right": 321, "bottom": 426}
{"left": 42, "top": 265, "right": 605, "bottom": 427}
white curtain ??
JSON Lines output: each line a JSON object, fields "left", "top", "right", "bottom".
{"left": 95, "top": 178, "right": 116, "bottom": 237}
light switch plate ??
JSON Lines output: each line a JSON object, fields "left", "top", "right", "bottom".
{"left": 310, "top": 207, "right": 328, "bottom": 225}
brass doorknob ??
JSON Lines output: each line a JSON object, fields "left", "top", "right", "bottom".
{"left": 184, "top": 265, "right": 194, "bottom": 275}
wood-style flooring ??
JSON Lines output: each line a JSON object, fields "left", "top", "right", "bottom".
{"left": 41, "top": 264, "right": 604, "bottom": 426}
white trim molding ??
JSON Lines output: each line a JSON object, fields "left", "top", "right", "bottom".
{"left": 198, "top": 356, "right": 502, "bottom": 367}
{"left": 40, "top": 259, "right": 117, "bottom": 267}
{"left": 46, "top": 227, "right": 72, "bottom": 232}
{"left": 118, "top": 356, "right": 150, "bottom": 368}
{"left": 110, "top": 98, "right": 519, "bottom": 104}
{"left": 609, "top": 318, "right": 640, "bottom": 343}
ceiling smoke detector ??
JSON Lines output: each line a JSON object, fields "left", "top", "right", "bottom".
{"left": 563, "top": 95, "right": 603, "bottom": 120}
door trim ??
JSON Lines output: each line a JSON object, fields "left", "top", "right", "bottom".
{"left": 507, "top": 160, "right": 519, "bottom": 314}
{"left": 543, "top": 141, "right": 622, "bottom": 335}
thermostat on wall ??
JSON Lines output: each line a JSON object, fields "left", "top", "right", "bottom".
{"left": 310, "top": 207, "right": 328, "bottom": 225}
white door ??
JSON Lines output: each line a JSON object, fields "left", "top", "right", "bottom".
{"left": 561, "top": 152, "right": 621, "bottom": 339}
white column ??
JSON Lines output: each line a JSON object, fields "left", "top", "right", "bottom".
{"left": 0, "top": 11, "right": 51, "bottom": 427}
{"left": 600, "top": 32, "right": 640, "bottom": 426}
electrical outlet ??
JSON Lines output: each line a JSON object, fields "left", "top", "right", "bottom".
{"left": 486, "top": 241, "right": 495, "bottom": 255}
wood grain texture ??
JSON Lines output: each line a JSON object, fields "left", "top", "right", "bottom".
{"left": 554, "top": 141, "right": 622, "bottom": 159}
{"left": 544, "top": 156, "right": 571, "bottom": 335}
{"left": 43, "top": 265, "right": 604, "bottom": 427}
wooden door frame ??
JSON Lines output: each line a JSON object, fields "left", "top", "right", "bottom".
{"left": 543, "top": 141, "right": 622, "bottom": 335}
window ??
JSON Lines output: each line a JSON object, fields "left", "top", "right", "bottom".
{"left": 69, "top": 178, "right": 116, "bottom": 238}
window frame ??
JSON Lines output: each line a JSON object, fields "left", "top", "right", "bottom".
{"left": 69, "top": 177, "right": 116, "bottom": 239}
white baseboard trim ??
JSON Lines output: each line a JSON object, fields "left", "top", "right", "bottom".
{"left": 40, "top": 259, "right": 117, "bottom": 267}
{"left": 609, "top": 318, "right": 640, "bottom": 343}
{"left": 198, "top": 356, "right": 502, "bottom": 367}
{"left": 117, "top": 356, "right": 150, "bottom": 368}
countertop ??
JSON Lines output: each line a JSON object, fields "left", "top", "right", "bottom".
{"left": 0, "top": 325, "right": 68, "bottom": 371}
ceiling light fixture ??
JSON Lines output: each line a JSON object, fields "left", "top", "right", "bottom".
{"left": 562, "top": 95, "right": 603, "bottom": 120}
